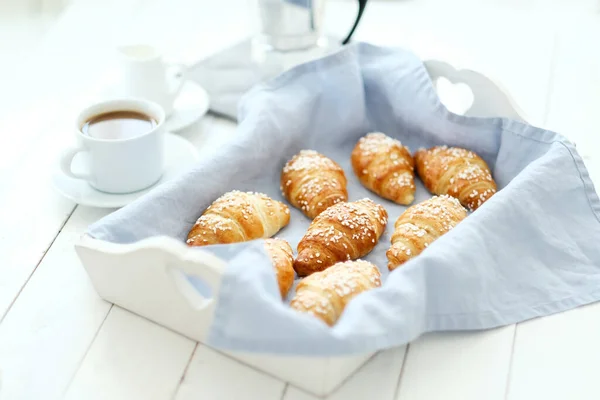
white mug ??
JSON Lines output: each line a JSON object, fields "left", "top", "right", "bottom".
{"left": 60, "top": 98, "right": 166, "bottom": 194}
{"left": 117, "top": 44, "right": 186, "bottom": 117}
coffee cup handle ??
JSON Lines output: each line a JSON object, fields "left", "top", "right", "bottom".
{"left": 60, "top": 146, "right": 92, "bottom": 181}
{"left": 167, "top": 63, "right": 186, "bottom": 98}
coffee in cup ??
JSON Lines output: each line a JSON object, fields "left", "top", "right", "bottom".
{"left": 60, "top": 99, "right": 166, "bottom": 194}
{"left": 81, "top": 110, "right": 157, "bottom": 140}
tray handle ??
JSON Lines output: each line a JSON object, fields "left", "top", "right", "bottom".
{"left": 165, "top": 244, "right": 226, "bottom": 310}
{"left": 76, "top": 235, "right": 228, "bottom": 340}
{"left": 424, "top": 59, "right": 529, "bottom": 122}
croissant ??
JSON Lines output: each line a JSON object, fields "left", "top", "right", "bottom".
{"left": 187, "top": 190, "right": 290, "bottom": 246}
{"left": 264, "top": 238, "right": 295, "bottom": 299}
{"left": 415, "top": 146, "right": 497, "bottom": 211}
{"left": 290, "top": 260, "right": 381, "bottom": 326}
{"left": 281, "top": 150, "right": 348, "bottom": 219}
{"left": 351, "top": 132, "right": 416, "bottom": 205}
{"left": 294, "top": 199, "right": 388, "bottom": 276}
{"left": 386, "top": 195, "right": 467, "bottom": 271}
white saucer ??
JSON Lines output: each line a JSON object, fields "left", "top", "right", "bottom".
{"left": 52, "top": 133, "right": 199, "bottom": 208}
{"left": 163, "top": 81, "right": 211, "bottom": 132}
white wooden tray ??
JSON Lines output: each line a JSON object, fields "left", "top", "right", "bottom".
{"left": 74, "top": 59, "right": 527, "bottom": 397}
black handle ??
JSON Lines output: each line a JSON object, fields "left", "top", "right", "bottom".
{"left": 341, "top": 0, "right": 368, "bottom": 45}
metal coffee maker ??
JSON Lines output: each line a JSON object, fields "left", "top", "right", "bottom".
{"left": 191, "top": 0, "right": 369, "bottom": 119}
{"left": 257, "top": 0, "right": 367, "bottom": 51}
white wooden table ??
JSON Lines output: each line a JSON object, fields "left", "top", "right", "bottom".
{"left": 2, "top": 1, "right": 600, "bottom": 399}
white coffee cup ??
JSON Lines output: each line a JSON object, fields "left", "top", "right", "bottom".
{"left": 60, "top": 98, "right": 166, "bottom": 194}
{"left": 117, "top": 44, "right": 186, "bottom": 117}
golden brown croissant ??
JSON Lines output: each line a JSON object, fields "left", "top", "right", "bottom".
{"left": 386, "top": 195, "right": 467, "bottom": 271}
{"left": 281, "top": 150, "right": 348, "bottom": 219}
{"left": 264, "top": 238, "right": 295, "bottom": 299}
{"left": 294, "top": 199, "right": 388, "bottom": 276}
{"left": 415, "top": 145, "right": 497, "bottom": 211}
{"left": 351, "top": 132, "right": 416, "bottom": 205}
{"left": 187, "top": 191, "right": 290, "bottom": 246}
{"left": 290, "top": 260, "right": 381, "bottom": 326}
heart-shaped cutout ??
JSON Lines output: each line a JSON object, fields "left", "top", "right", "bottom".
{"left": 435, "top": 77, "right": 475, "bottom": 115}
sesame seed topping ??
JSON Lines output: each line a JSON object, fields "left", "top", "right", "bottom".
{"left": 187, "top": 190, "right": 289, "bottom": 245}
{"left": 355, "top": 132, "right": 408, "bottom": 158}
{"left": 388, "top": 195, "right": 467, "bottom": 268}
{"left": 281, "top": 150, "right": 347, "bottom": 217}
{"left": 282, "top": 150, "right": 343, "bottom": 174}
{"left": 297, "top": 199, "right": 388, "bottom": 270}
{"left": 290, "top": 260, "right": 382, "bottom": 325}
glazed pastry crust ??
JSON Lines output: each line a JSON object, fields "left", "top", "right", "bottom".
{"left": 281, "top": 150, "right": 348, "bottom": 219}
{"left": 187, "top": 190, "right": 290, "bottom": 246}
{"left": 386, "top": 195, "right": 467, "bottom": 270}
{"left": 415, "top": 146, "right": 497, "bottom": 211}
{"left": 264, "top": 238, "right": 295, "bottom": 298}
{"left": 294, "top": 199, "right": 388, "bottom": 276}
{"left": 351, "top": 132, "right": 416, "bottom": 205}
{"left": 290, "top": 260, "right": 381, "bottom": 326}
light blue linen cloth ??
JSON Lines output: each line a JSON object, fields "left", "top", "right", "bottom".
{"left": 88, "top": 43, "right": 600, "bottom": 356}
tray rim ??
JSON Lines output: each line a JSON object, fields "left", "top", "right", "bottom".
{"left": 73, "top": 57, "right": 529, "bottom": 396}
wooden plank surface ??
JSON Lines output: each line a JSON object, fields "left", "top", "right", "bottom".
{"left": 64, "top": 307, "right": 195, "bottom": 400}
{"left": 174, "top": 346, "right": 286, "bottom": 400}
{"left": 542, "top": 17, "right": 600, "bottom": 157}
{"left": 396, "top": 327, "right": 515, "bottom": 400}
{"left": 0, "top": 0, "right": 150, "bottom": 324}
{"left": 0, "top": 113, "right": 76, "bottom": 319}
{"left": 507, "top": 303, "right": 600, "bottom": 400}
{"left": 0, "top": 206, "right": 112, "bottom": 400}
{"left": 506, "top": 18, "right": 600, "bottom": 400}
{"left": 0, "top": 0, "right": 239, "bottom": 397}
{"left": 283, "top": 346, "right": 407, "bottom": 400}
{"left": 0, "top": 2, "right": 160, "bottom": 399}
